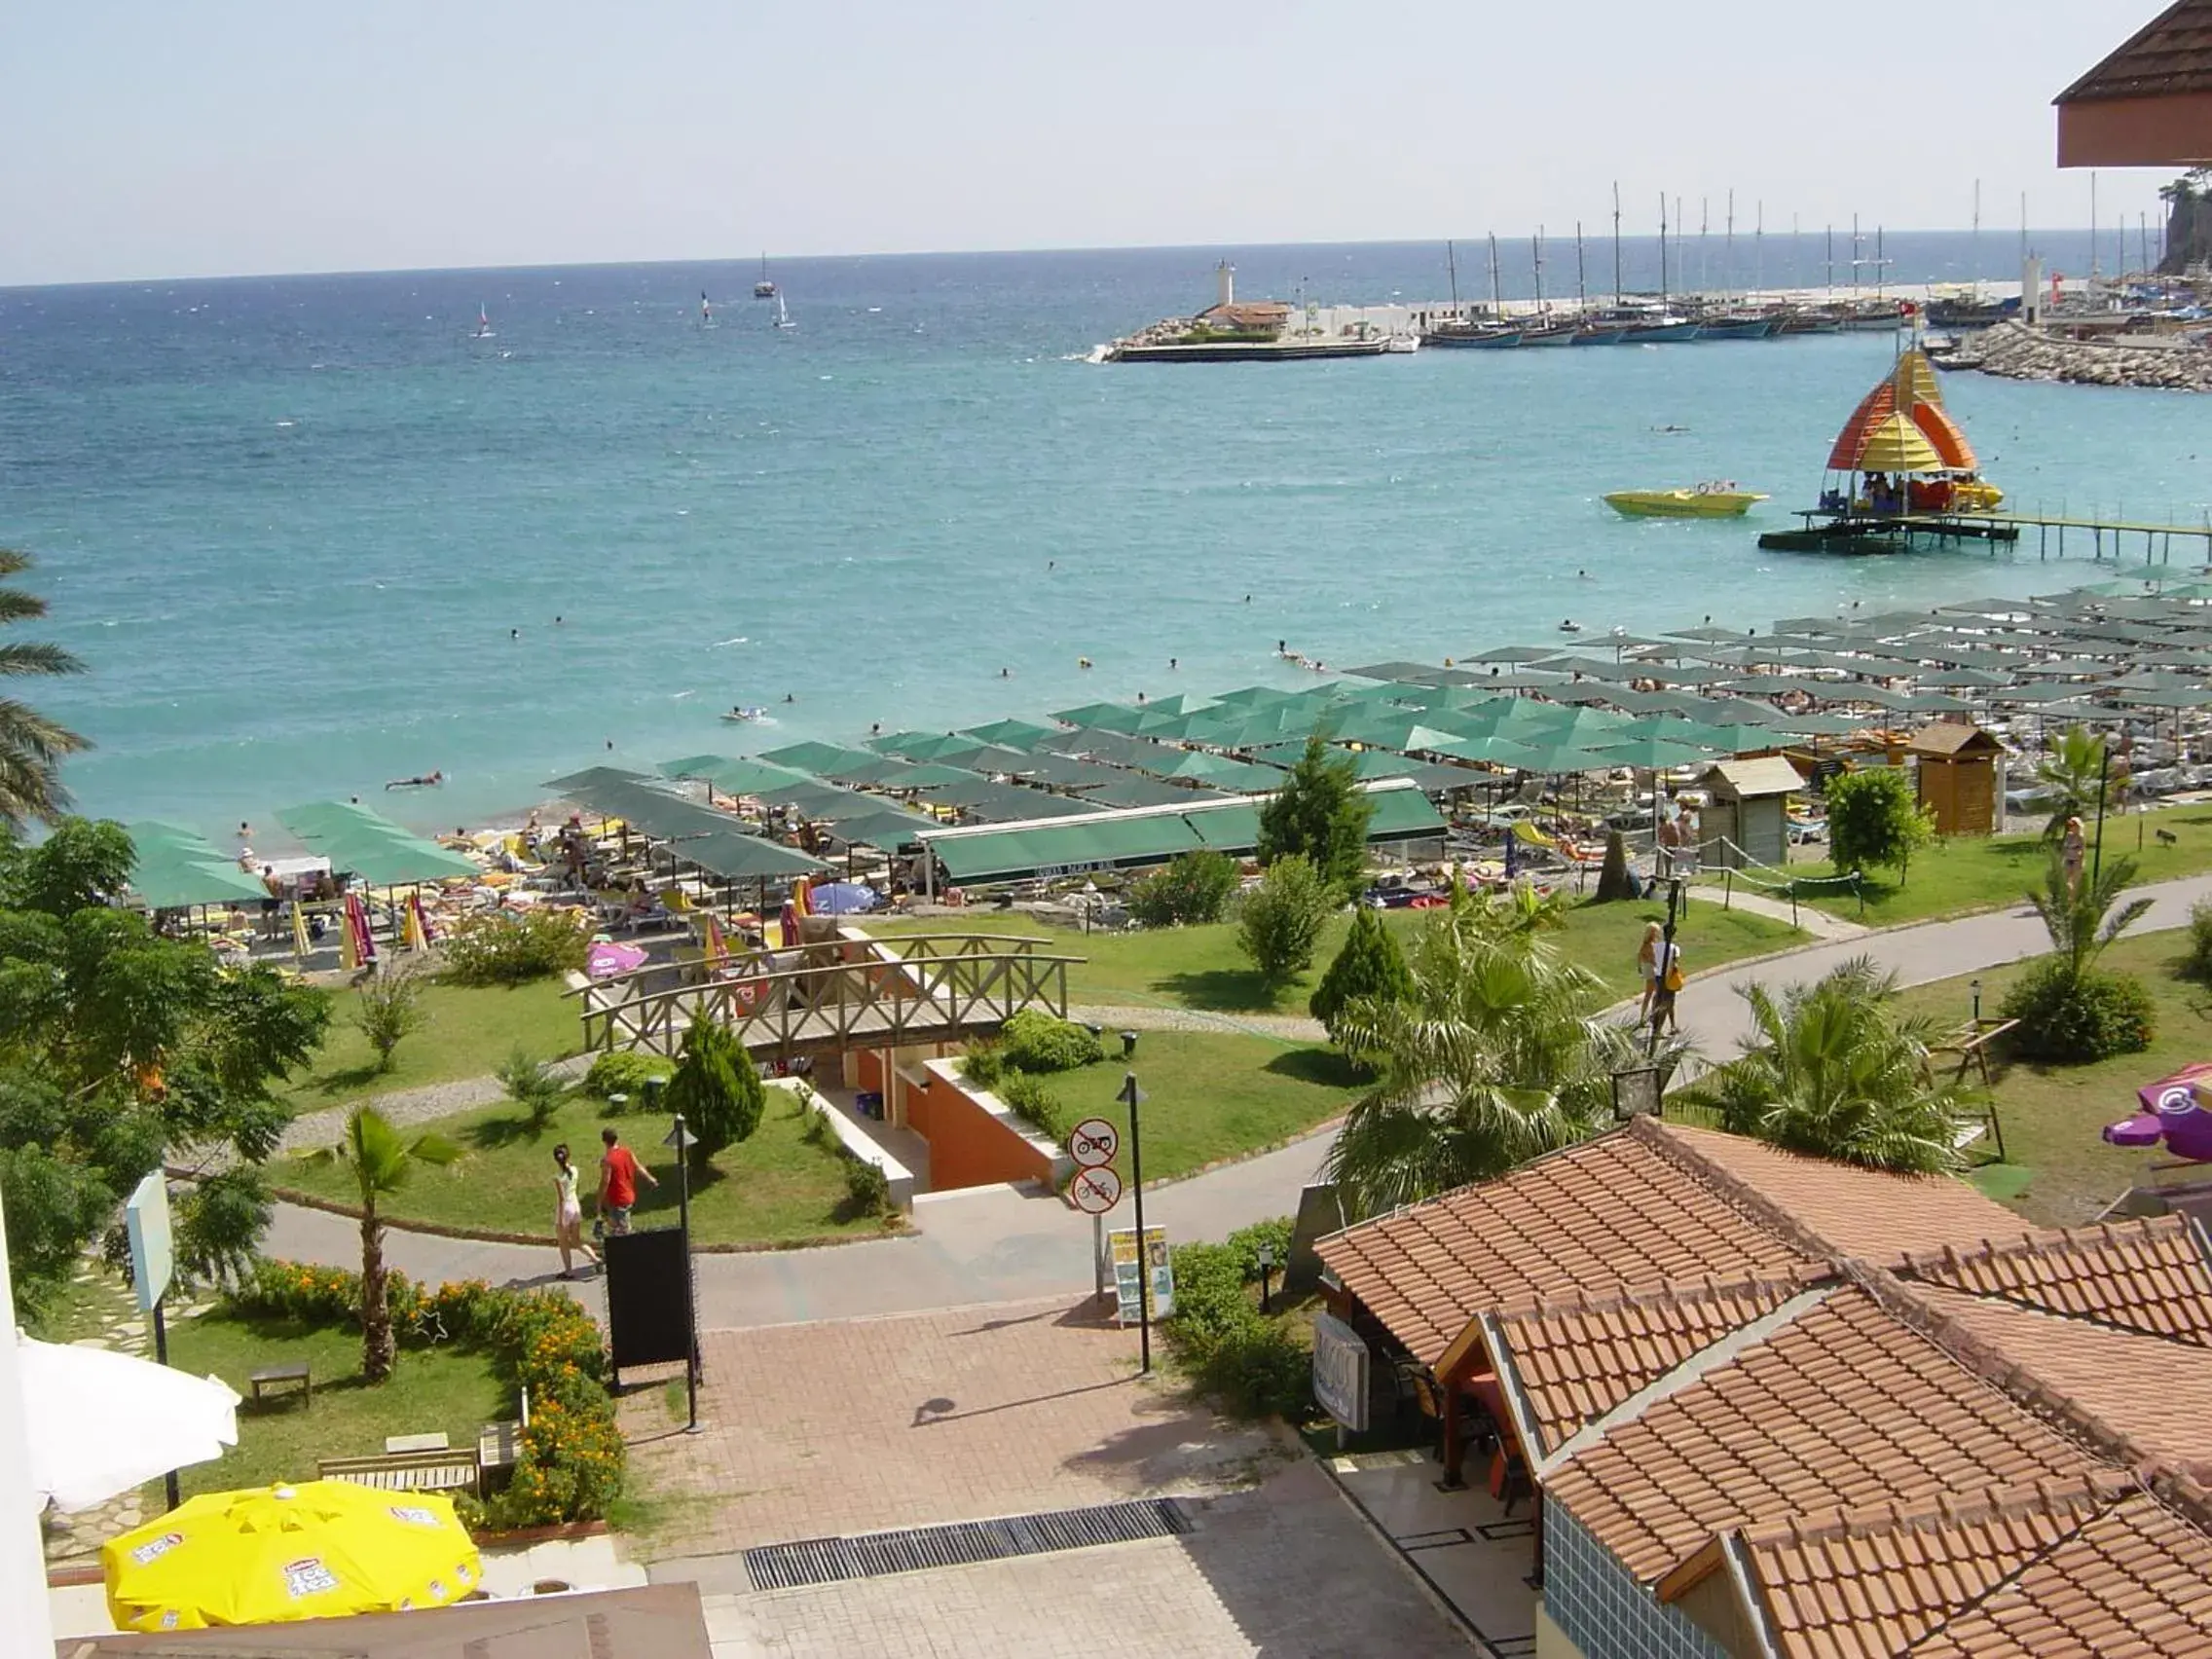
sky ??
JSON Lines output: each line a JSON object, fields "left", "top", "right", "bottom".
{"left": 0, "top": 0, "right": 2178, "bottom": 287}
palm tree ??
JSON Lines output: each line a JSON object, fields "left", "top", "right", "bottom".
{"left": 304, "top": 1107, "right": 461, "bottom": 1382}
{"left": 1681, "top": 958, "right": 1961, "bottom": 1174}
{"left": 2035, "top": 725, "right": 2114, "bottom": 842}
{"left": 1323, "top": 881, "right": 1685, "bottom": 1216}
{"left": 0, "top": 548, "right": 90, "bottom": 829}
{"left": 2029, "top": 846, "right": 2152, "bottom": 977}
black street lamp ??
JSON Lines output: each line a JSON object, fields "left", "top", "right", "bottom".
{"left": 1256, "top": 1243, "right": 1276, "bottom": 1314}
{"left": 660, "top": 1113, "right": 701, "bottom": 1435}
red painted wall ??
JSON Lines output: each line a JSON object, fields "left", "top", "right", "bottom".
{"left": 905, "top": 1068, "right": 1055, "bottom": 1192}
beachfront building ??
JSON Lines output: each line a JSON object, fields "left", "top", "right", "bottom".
{"left": 2056, "top": 0, "right": 2212, "bottom": 166}
{"left": 1313, "top": 1115, "right": 2212, "bottom": 1656}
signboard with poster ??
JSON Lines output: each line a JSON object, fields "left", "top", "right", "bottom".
{"left": 1310, "top": 1310, "right": 1372, "bottom": 1432}
{"left": 1107, "top": 1226, "right": 1173, "bottom": 1326}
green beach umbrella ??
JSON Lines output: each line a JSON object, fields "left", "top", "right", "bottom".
{"left": 1049, "top": 701, "right": 1151, "bottom": 734}
{"left": 699, "top": 757, "right": 818, "bottom": 795}
{"left": 758, "top": 741, "right": 882, "bottom": 775}
{"left": 813, "top": 754, "right": 924, "bottom": 787}
{"left": 659, "top": 754, "right": 732, "bottom": 780}
{"left": 1139, "top": 692, "right": 1215, "bottom": 717}
{"left": 1762, "top": 711, "right": 1866, "bottom": 738}
{"left": 1209, "top": 684, "right": 1303, "bottom": 709}
{"left": 897, "top": 762, "right": 994, "bottom": 788}
{"left": 1590, "top": 737, "right": 1718, "bottom": 771}
{"left": 867, "top": 730, "right": 942, "bottom": 757}
{"left": 880, "top": 731, "right": 988, "bottom": 761}
{"left": 960, "top": 718, "right": 1060, "bottom": 749}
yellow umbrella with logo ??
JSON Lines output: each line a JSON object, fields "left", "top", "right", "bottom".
{"left": 102, "top": 1480, "right": 481, "bottom": 1631}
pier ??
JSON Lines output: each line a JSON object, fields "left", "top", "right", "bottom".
{"left": 1762, "top": 506, "right": 2212, "bottom": 563}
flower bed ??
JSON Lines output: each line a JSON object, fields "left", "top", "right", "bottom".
{"left": 234, "top": 1261, "right": 622, "bottom": 1530}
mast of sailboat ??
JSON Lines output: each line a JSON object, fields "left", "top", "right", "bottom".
{"left": 1826, "top": 225, "right": 1834, "bottom": 297}
{"left": 1489, "top": 234, "right": 1502, "bottom": 320}
{"left": 1754, "top": 201, "right": 1763, "bottom": 300}
{"left": 2090, "top": 170, "right": 2100, "bottom": 289}
{"left": 1612, "top": 182, "right": 1624, "bottom": 307}
{"left": 1659, "top": 196, "right": 1669, "bottom": 305}
{"left": 1676, "top": 198, "right": 1685, "bottom": 300}
{"left": 1877, "top": 225, "right": 1886, "bottom": 302}
{"left": 1972, "top": 178, "right": 1982, "bottom": 299}
{"left": 1575, "top": 223, "right": 1587, "bottom": 313}
{"left": 1699, "top": 197, "right": 1710, "bottom": 299}
{"left": 1447, "top": 240, "right": 1459, "bottom": 310}
{"left": 1533, "top": 228, "right": 1546, "bottom": 315}
{"left": 1852, "top": 215, "right": 1861, "bottom": 298}
{"left": 1724, "top": 190, "right": 1735, "bottom": 305}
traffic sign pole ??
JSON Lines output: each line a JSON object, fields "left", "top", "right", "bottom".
{"left": 1121, "top": 1070, "right": 1150, "bottom": 1376}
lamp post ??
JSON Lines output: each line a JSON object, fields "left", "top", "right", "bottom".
{"left": 660, "top": 1113, "right": 700, "bottom": 1435}
{"left": 1971, "top": 978, "right": 1983, "bottom": 1024}
{"left": 1256, "top": 1243, "right": 1276, "bottom": 1315}
{"left": 1118, "top": 1030, "right": 1151, "bottom": 1376}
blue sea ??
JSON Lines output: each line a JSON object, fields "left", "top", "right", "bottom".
{"left": 2, "top": 231, "right": 2207, "bottom": 835}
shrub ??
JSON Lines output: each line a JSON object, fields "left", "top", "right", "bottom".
{"left": 353, "top": 965, "right": 428, "bottom": 1073}
{"left": 2181, "top": 899, "right": 2212, "bottom": 985}
{"left": 440, "top": 908, "right": 591, "bottom": 986}
{"left": 960, "top": 1040, "right": 1007, "bottom": 1088}
{"left": 496, "top": 1048, "right": 567, "bottom": 1132}
{"left": 836, "top": 1150, "right": 895, "bottom": 1220}
{"left": 1000, "top": 1010, "right": 1103, "bottom": 1073}
{"left": 1126, "top": 850, "right": 1240, "bottom": 928}
{"left": 1309, "top": 905, "right": 1414, "bottom": 1043}
{"left": 665, "top": 1013, "right": 764, "bottom": 1167}
{"left": 1237, "top": 854, "right": 1333, "bottom": 982}
{"left": 1594, "top": 830, "right": 1637, "bottom": 903}
{"left": 1999, "top": 960, "right": 2156, "bottom": 1063}
{"left": 1161, "top": 1226, "right": 1311, "bottom": 1421}
{"left": 581, "top": 1051, "right": 672, "bottom": 1101}
{"left": 1825, "top": 766, "right": 1932, "bottom": 882}
{"left": 996, "top": 1070, "right": 1068, "bottom": 1141}
{"left": 234, "top": 1260, "right": 622, "bottom": 1529}
{"left": 1257, "top": 733, "right": 1375, "bottom": 898}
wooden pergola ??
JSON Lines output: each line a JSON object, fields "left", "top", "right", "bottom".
{"left": 2056, "top": 0, "right": 2212, "bottom": 166}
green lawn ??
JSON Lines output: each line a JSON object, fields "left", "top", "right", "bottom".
{"left": 280, "top": 977, "right": 581, "bottom": 1113}
{"left": 870, "top": 896, "right": 1801, "bottom": 1016}
{"left": 1890, "top": 932, "right": 2212, "bottom": 1226}
{"left": 1784, "top": 802, "right": 2212, "bottom": 928}
{"left": 164, "top": 1306, "right": 508, "bottom": 1501}
{"left": 278, "top": 1087, "right": 885, "bottom": 1246}
{"left": 1017, "top": 1031, "right": 1363, "bottom": 1186}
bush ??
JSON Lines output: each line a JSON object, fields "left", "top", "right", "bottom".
{"left": 1000, "top": 1010, "right": 1103, "bottom": 1073}
{"left": 1161, "top": 1224, "right": 1311, "bottom": 1420}
{"left": 1237, "top": 854, "right": 1333, "bottom": 982}
{"left": 1126, "top": 850, "right": 1240, "bottom": 928}
{"left": 234, "top": 1260, "right": 622, "bottom": 1529}
{"left": 1309, "top": 905, "right": 1414, "bottom": 1042}
{"left": 353, "top": 965, "right": 428, "bottom": 1073}
{"left": 1999, "top": 960, "right": 2157, "bottom": 1063}
{"left": 1257, "top": 733, "right": 1375, "bottom": 899}
{"left": 2183, "top": 899, "right": 2212, "bottom": 985}
{"left": 1594, "top": 830, "right": 1637, "bottom": 903}
{"left": 836, "top": 1150, "right": 896, "bottom": 1220}
{"left": 1825, "top": 766, "right": 1933, "bottom": 882}
{"left": 960, "top": 1040, "right": 1006, "bottom": 1088}
{"left": 995, "top": 1070, "right": 1067, "bottom": 1141}
{"left": 665, "top": 1013, "right": 764, "bottom": 1167}
{"left": 440, "top": 908, "right": 591, "bottom": 987}
{"left": 581, "top": 1051, "right": 672, "bottom": 1101}
{"left": 496, "top": 1048, "right": 567, "bottom": 1132}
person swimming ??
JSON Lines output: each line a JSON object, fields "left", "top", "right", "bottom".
{"left": 386, "top": 770, "right": 444, "bottom": 790}
{"left": 1078, "top": 657, "right": 1092, "bottom": 669}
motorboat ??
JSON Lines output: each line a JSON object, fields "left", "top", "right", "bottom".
{"left": 1382, "top": 333, "right": 1420, "bottom": 353}
{"left": 1604, "top": 485, "right": 1769, "bottom": 519}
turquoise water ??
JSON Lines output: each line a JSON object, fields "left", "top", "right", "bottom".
{"left": 2, "top": 236, "right": 2207, "bottom": 833}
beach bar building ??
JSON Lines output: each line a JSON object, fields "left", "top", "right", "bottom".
{"left": 1309, "top": 1115, "right": 2212, "bottom": 1656}
{"left": 2056, "top": 0, "right": 2212, "bottom": 166}
{"left": 1906, "top": 720, "right": 2006, "bottom": 836}
{"left": 1696, "top": 756, "right": 1802, "bottom": 871}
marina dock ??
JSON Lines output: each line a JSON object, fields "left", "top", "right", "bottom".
{"left": 1762, "top": 507, "right": 2212, "bottom": 562}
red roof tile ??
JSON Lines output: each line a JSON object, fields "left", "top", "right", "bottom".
{"left": 1313, "top": 1126, "right": 1816, "bottom": 1365}
{"left": 1908, "top": 1493, "right": 2212, "bottom": 1656}
{"left": 1545, "top": 1288, "right": 2105, "bottom": 1582}
{"left": 2057, "top": 0, "right": 2212, "bottom": 105}
{"left": 1899, "top": 1218, "right": 2212, "bottom": 1346}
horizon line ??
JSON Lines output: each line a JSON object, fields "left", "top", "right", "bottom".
{"left": 0, "top": 224, "right": 2115, "bottom": 295}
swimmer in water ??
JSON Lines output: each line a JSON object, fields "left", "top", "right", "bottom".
{"left": 511, "top": 628, "right": 520, "bottom": 641}
{"left": 1078, "top": 657, "right": 1092, "bottom": 669}
{"left": 785, "top": 693, "right": 795, "bottom": 704}
{"left": 1168, "top": 657, "right": 1177, "bottom": 670}
{"left": 1578, "top": 570, "right": 1591, "bottom": 579}
{"left": 1000, "top": 667, "right": 1011, "bottom": 678}
{"left": 386, "top": 770, "right": 444, "bottom": 791}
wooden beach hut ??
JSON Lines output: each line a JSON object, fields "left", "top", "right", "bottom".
{"left": 1906, "top": 721, "right": 2006, "bottom": 836}
{"left": 1698, "top": 756, "right": 1804, "bottom": 871}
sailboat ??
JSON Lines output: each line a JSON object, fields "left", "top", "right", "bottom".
{"left": 700, "top": 290, "right": 715, "bottom": 328}
{"left": 773, "top": 292, "right": 794, "bottom": 331}
{"left": 753, "top": 254, "right": 777, "bottom": 300}
{"left": 472, "top": 304, "right": 495, "bottom": 340}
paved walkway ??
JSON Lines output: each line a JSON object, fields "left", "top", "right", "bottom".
{"left": 259, "top": 870, "right": 2212, "bottom": 1330}
{"left": 1685, "top": 878, "right": 1870, "bottom": 942}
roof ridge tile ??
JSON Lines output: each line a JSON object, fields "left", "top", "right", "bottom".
{"left": 1736, "top": 1471, "right": 2133, "bottom": 1550}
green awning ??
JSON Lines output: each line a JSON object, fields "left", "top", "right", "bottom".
{"left": 681, "top": 832, "right": 830, "bottom": 882}
{"left": 126, "top": 823, "right": 275, "bottom": 910}
{"left": 961, "top": 718, "right": 1061, "bottom": 749}
{"left": 698, "top": 758, "right": 820, "bottom": 796}
{"left": 658, "top": 754, "right": 732, "bottom": 780}
{"left": 277, "top": 802, "right": 484, "bottom": 885}
{"left": 758, "top": 741, "right": 884, "bottom": 775}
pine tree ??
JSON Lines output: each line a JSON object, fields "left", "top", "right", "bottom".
{"left": 667, "top": 1014, "right": 765, "bottom": 1168}
{"left": 1256, "top": 733, "right": 1375, "bottom": 898}
{"left": 1594, "top": 830, "right": 1637, "bottom": 903}
{"left": 1309, "top": 905, "right": 1416, "bottom": 1043}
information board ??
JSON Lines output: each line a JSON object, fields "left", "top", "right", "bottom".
{"left": 1108, "top": 1226, "right": 1173, "bottom": 1326}
{"left": 1310, "top": 1310, "right": 1372, "bottom": 1432}
{"left": 125, "top": 1172, "right": 173, "bottom": 1316}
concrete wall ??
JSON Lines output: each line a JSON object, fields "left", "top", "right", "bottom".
{"left": 903, "top": 1058, "right": 1071, "bottom": 1193}
{"left": 777, "top": 1080, "right": 916, "bottom": 1212}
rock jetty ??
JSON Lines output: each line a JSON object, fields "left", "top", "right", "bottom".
{"left": 1947, "top": 320, "right": 2212, "bottom": 391}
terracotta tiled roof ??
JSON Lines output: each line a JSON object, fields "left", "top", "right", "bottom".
{"left": 1907, "top": 1491, "right": 2212, "bottom": 1657}
{"left": 1899, "top": 1217, "right": 2212, "bottom": 1345}
{"left": 1663, "top": 1473, "right": 2135, "bottom": 1659}
{"left": 1903, "top": 1285, "right": 2212, "bottom": 1482}
{"left": 2056, "top": 0, "right": 2212, "bottom": 105}
{"left": 1313, "top": 1127, "right": 1816, "bottom": 1365}
{"left": 1652, "top": 1120, "right": 2020, "bottom": 1264}
{"left": 1544, "top": 1288, "right": 2105, "bottom": 1582}
{"left": 1487, "top": 1277, "right": 1815, "bottom": 1457}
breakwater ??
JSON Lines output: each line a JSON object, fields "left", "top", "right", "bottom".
{"left": 1947, "top": 319, "right": 2212, "bottom": 392}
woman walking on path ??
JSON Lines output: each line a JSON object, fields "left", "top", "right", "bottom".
{"left": 1637, "top": 921, "right": 1664, "bottom": 1026}
{"left": 552, "top": 1144, "right": 598, "bottom": 1279}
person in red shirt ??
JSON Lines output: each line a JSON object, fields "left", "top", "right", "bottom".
{"left": 597, "top": 1126, "right": 657, "bottom": 1235}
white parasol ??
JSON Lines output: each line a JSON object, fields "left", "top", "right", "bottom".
{"left": 16, "top": 1334, "right": 240, "bottom": 1513}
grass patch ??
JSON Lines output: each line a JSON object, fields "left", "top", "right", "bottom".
{"left": 1787, "top": 805, "right": 2212, "bottom": 928}
{"left": 282, "top": 977, "right": 580, "bottom": 1112}
{"left": 867, "top": 896, "right": 1800, "bottom": 1015}
{"left": 1030, "top": 1031, "right": 1363, "bottom": 1184}
{"left": 278, "top": 1087, "right": 882, "bottom": 1246}
{"left": 163, "top": 1306, "right": 507, "bottom": 1501}
{"left": 1891, "top": 931, "right": 2212, "bottom": 1225}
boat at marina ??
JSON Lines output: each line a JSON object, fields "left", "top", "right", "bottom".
{"left": 1695, "top": 315, "right": 1776, "bottom": 341}
{"left": 1421, "top": 325, "right": 1523, "bottom": 349}
{"left": 1572, "top": 325, "right": 1630, "bottom": 346}
{"left": 1623, "top": 318, "right": 1702, "bottom": 343}
{"left": 1522, "top": 323, "right": 1578, "bottom": 346}
{"left": 1604, "top": 485, "right": 1768, "bottom": 519}
{"left": 1382, "top": 333, "right": 1420, "bottom": 353}
{"left": 754, "top": 254, "right": 778, "bottom": 300}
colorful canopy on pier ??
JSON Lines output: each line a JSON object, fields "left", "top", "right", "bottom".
{"left": 1825, "top": 348, "right": 1978, "bottom": 473}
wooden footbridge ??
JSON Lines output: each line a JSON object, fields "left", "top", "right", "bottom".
{"left": 571, "top": 931, "right": 1082, "bottom": 1060}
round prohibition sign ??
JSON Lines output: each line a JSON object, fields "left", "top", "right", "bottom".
{"left": 1069, "top": 1118, "right": 1121, "bottom": 1168}
{"left": 1068, "top": 1164, "right": 1124, "bottom": 1215}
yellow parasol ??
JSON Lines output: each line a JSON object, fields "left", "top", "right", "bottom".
{"left": 1854, "top": 412, "right": 1943, "bottom": 474}
{"left": 290, "top": 901, "right": 311, "bottom": 965}
{"left": 102, "top": 1481, "right": 481, "bottom": 1631}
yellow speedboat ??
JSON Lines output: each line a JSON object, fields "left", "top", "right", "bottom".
{"left": 1604, "top": 485, "right": 1769, "bottom": 519}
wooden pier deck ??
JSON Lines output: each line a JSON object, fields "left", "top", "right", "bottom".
{"left": 1761, "top": 507, "right": 2212, "bottom": 563}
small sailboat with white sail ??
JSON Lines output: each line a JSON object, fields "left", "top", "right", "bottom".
{"left": 700, "top": 290, "right": 716, "bottom": 328}
{"left": 471, "top": 304, "right": 496, "bottom": 340}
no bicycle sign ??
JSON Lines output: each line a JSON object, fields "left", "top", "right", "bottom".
{"left": 1069, "top": 1164, "right": 1124, "bottom": 1215}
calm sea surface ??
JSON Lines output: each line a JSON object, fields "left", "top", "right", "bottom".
{"left": 2, "top": 233, "right": 2206, "bottom": 834}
